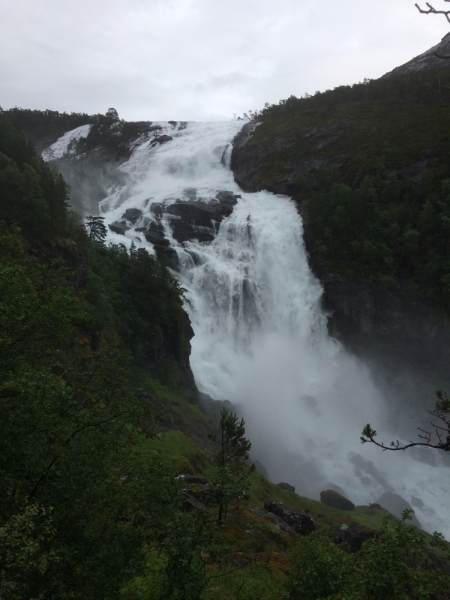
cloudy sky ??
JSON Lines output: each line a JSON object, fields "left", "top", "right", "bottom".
{"left": 1, "top": 0, "right": 449, "bottom": 121}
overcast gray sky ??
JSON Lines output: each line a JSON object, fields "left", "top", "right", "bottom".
{"left": 1, "top": 0, "right": 449, "bottom": 121}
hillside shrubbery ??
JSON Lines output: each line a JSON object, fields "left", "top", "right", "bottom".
{"left": 3, "top": 107, "right": 95, "bottom": 150}
{"left": 250, "top": 68, "right": 450, "bottom": 309}
{"left": 0, "top": 112, "right": 197, "bottom": 598}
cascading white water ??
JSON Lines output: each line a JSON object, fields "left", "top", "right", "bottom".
{"left": 101, "top": 120, "right": 450, "bottom": 538}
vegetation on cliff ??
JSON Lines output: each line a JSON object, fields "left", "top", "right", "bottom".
{"left": 240, "top": 67, "right": 450, "bottom": 310}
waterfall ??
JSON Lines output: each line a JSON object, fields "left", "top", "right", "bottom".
{"left": 101, "top": 120, "right": 450, "bottom": 538}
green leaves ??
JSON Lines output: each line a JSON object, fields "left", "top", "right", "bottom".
{"left": 0, "top": 226, "right": 184, "bottom": 598}
{"left": 209, "top": 409, "right": 254, "bottom": 522}
{"left": 0, "top": 113, "right": 70, "bottom": 239}
{"left": 286, "top": 514, "right": 450, "bottom": 600}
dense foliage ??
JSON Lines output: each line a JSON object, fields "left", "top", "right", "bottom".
{"left": 0, "top": 112, "right": 198, "bottom": 598}
{"left": 286, "top": 512, "right": 450, "bottom": 600}
{"left": 250, "top": 67, "right": 450, "bottom": 309}
{"left": 0, "top": 111, "right": 70, "bottom": 239}
{"left": 73, "top": 107, "right": 152, "bottom": 162}
{"left": 3, "top": 107, "right": 95, "bottom": 151}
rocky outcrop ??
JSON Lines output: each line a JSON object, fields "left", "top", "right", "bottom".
{"left": 197, "top": 391, "right": 235, "bottom": 423}
{"left": 323, "top": 280, "right": 450, "bottom": 382}
{"left": 108, "top": 190, "right": 241, "bottom": 271}
{"left": 320, "top": 490, "right": 355, "bottom": 511}
{"left": 122, "top": 208, "right": 142, "bottom": 223}
{"left": 264, "top": 500, "right": 316, "bottom": 534}
{"left": 385, "top": 32, "right": 450, "bottom": 78}
{"left": 108, "top": 220, "right": 130, "bottom": 235}
{"left": 276, "top": 482, "right": 295, "bottom": 493}
{"left": 165, "top": 198, "right": 233, "bottom": 244}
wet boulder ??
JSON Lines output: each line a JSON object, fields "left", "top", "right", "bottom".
{"left": 165, "top": 202, "right": 221, "bottom": 227}
{"left": 121, "top": 208, "right": 142, "bottom": 224}
{"left": 151, "top": 135, "right": 173, "bottom": 147}
{"left": 264, "top": 500, "right": 316, "bottom": 534}
{"left": 145, "top": 231, "right": 169, "bottom": 245}
{"left": 216, "top": 191, "right": 241, "bottom": 217}
{"left": 216, "top": 190, "right": 239, "bottom": 204}
{"left": 150, "top": 203, "right": 163, "bottom": 219}
{"left": 108, "top": 220, "right": 130, "bottom": 235}
{"left": 165, "top": 202, "right": 219, "bottom": 243}
{"left": 320, "top": 489, "right": 355, "bottom": 511}
{"left": 153, "top": 245, "right": 180, "bottom": 271}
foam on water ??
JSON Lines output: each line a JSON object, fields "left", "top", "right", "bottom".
{"left": 101, "top": 120, "right": 450, "bottom": 538}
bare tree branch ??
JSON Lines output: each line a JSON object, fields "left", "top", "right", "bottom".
{"left": 416, "top": 1, "right": 450, "bottom": 23}
{"left": 361, "top": 391, "right": 450, "bottom": 452}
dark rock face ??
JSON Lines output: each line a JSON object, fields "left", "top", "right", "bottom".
{"left": 109, "top": 208, "right": 143, "bottom": 235}
{"left": 231, "top": 121, "right": 275, "bottom": 193}
{"left": 276, "top": 482, "right": 295, "bottom": 493}
{"left": 165, "top": 194, "right": 240, "bottom": 244}
{"left": 122, "top": 208, "right": 142, "bottom": 223}
{"left": 264, "top": 500, "right": 316, "bottom": 534}
{"left": 165, "top": 202, "right": 217, "bottom": 243}
{"left": 153, "top": 244, "right": 180, "bottom": 271}
{"left": 107, "top": 191, "right": 240, "bottom": 271}
{"left": 197, "top": 391, "right": 237, "bottom": 427}
{"left": 140, "top": 191, "right": 240, "bottom": 269}
{"left": 108, "top": 220, "right": 130, "bottom": 235}
{"left": 144, "top": 229, "right": 167, "bottom": 245}
{"left": 320, "top": 490, "right": 355, "bottom": 511}
{"left": 323, "top": 280, "right": 450, "bottom": 382}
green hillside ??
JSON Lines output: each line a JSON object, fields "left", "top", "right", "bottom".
{"left": 238, "top": 67, "right": 450, "bottom": 310}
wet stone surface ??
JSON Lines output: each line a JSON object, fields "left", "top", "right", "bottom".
{"left": 107, "top": 189, "right": 241, "bottom": 270}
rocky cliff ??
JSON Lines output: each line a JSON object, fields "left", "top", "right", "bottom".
{"left": 385, "top": 32, "right": 450, "bottom": 78}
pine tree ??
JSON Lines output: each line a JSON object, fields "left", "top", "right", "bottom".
{"left": 209, "top": 409, "right": 254, "bottom": 522}
{"left": 85, "top": 215, "right": 107, "bottom": 245}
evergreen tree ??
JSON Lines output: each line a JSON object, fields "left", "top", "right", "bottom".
{"left": 209, "top": 409, "right": 254, "bottom": 522}
{"left": 85, "top": 214, "right": 107, "bottom": 245}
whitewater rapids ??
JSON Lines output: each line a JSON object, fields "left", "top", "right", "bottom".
{"left": 99, "top": 120, "right": 449, "bottom": 538}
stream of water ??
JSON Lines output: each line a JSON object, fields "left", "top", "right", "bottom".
{"left": 100, "top": 120, "right": 450, "bottom": 537}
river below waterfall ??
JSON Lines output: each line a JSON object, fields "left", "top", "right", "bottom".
{"left": 100, "top": 120, "right": 450, "bottom": 538}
